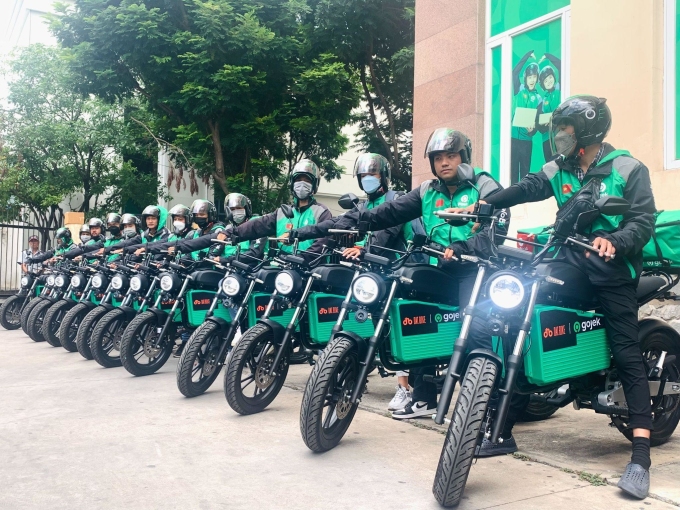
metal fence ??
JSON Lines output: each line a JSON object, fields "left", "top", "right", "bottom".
{"left": 0, "top": 219, "right": 56, "bottom": 294}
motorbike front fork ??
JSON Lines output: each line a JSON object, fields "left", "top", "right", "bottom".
{"left": 154, "top": 277, "right": 192, "bottom": 348}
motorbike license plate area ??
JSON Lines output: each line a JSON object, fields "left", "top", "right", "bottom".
{"left": 388, "top": 300, "right": 462, "bottom": 363}
{"left": 247, "top": 292, "right": 297, "bottom": 330}
{"left": 524, "top": 305, "right": 609, "bottom": 385}
{"left": 307, "top": 293, "right": 374, "bottom": 345}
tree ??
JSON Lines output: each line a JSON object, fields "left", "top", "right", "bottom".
{"left": 0, "top": 44, "right": 164, "bottom": 228}
{"left": 311, "top": 0, "right": 415, "bottom": 190}
{"left": 52, "top": 0, "right": 360, "bottom": 211}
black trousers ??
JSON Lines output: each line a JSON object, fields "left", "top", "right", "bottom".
{"left": 410, "top": 269, "right": 480, "bottom": 406}
{"left": 511, "top": 138, "right": 533, "bottom": 185}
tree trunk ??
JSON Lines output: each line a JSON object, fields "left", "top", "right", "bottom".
{"left": 207, "top": 119, "right": 228, "bottom": 196}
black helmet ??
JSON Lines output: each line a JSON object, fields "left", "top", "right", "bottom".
{"left": 79, "top": 224, "right": 90, "bottom": 236}
{"left": 121, "top": 213, "right": 140, "bottom": 228}
{"left": 169, "top": 204, "right": 192, "bottom": 223}
{"left": 539, "top": 66, "right": 556, "bottom": 90}
{"left": 524, "top": 62, "right": 539, "bottom": 82}
{"left": 353, "top": 153, "right": 391, "bottom": 193}
{"left": 424, "top": 128, "right": 472, "bottom": 175}
{"left": 88, "top": 217, "right": 103, "bottom": 229}
{"left": 190, "top": 199, "right": 218, "bottom": 223}
{"left": 225, "top": 193, "right": 252, "bottom": 220}
{"left": 550, "top": 96, "right": 612, "bottom": 151}
{"left": 289, "top": 159, "right": 320, "bottom": 194}
{"left": 106, "top": 212, "right": 122, "bottom": 226}
{"left": 55, "top": 227, "right": 71, "bottom": 245}
{"left": 141, "top": 205, "right": 161, "bottom": 230}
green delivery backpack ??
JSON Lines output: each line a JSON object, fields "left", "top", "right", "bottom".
{"left": 642, "top": 210, "right": 680, "bottom": 269}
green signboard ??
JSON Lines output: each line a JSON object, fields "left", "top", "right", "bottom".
{"left": 490, "top": 0, "right": 570, "bottom": 37}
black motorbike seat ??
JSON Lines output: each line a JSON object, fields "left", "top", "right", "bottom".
{"left": 636, "top": 275, "right": 666, "bottom": 302}
{"left": 190, "top": 270, "right": 223, "bottom": 289}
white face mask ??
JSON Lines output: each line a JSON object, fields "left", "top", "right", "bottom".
{"left": 80, "top": 235, "right": 91, "bottom": 243}
{"left": 123, "top": 227, "right": 137, "bottom": 238}
{"left": 231, "top": 210, "right": 247, "bottom": 224}
{"left": 293, "top": 181, "right": 313, "bottom": 200}
{"left": 173, "top": 220, "right": 186, "bottom": 234}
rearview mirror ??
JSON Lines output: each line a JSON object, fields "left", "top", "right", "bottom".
{"left": 280, "top": 204, "right": 294, "bottom": 219}
{"left": 456, "top": 163, "right": 476, "bottom": 184}
{"left": 575, "top": 209, "right": 601, "bottom": 234}
{"left": 338, "top": 193, "right": 359, "bottom": 210}
{"left": 595, "top": 196, "right": 630, "bottom": 216}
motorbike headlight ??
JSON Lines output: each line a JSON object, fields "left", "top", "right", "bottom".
{"left": 21, "top": 276, "right": 30, "bottom": 288}
{"left": 55, "top": 275, "right": 66, "bottom": 288}
{"left": 91, "top": 274, "right": 104, "bottom": 289}
{"left": 222, "top": 276, "right": 241, "bottom": 297}
{"left": 47, "top": 275, "right": 55, "bottom": 287}
{"left": 488, "top": 274, "right": 525, "bottom": 310}
{"left": 160, "top": 274, "right": 174, "bottom": 292}
{"left": 71, "top": 275, "right": 83, "bottom": 288}
{"left": 130, "top": 276, "right": 142, "bottom": 292}
{"left": 274, "top": 271, "right": 295, "bottom": 296}
{"left": 352, "top": 275, "right": 384, "bottom": 305}
{"left": 111, "top": 275, "right": 123, "bottom": 290}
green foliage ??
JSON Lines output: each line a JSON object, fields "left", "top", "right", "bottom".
{"left": 52, "top": 0, "right": 361, "bottom": 211}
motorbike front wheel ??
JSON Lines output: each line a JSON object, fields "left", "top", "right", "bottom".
{"left": 76, "top": 307, "right": 108, "bottom": 360}
{"left": 27, "top": 299, "right": 52, "bottom": 343}
{"left": 119, "top": 311, "right": 173, "bottom": 376}
{"left": 224, "top": 323, "right": 289, "bottom": 415}
{"left": 300, "top": 337, "right": 359, "bottom": 452}
{"left": 177, "top": 321, "right": 225, "bottom": 397}
{"left": 58, "top": 303, "right": 89, "bottom": 352}
{"left": 0, "top": 295, "right": 24, "bottom": 330}
{"left": 21, "top": 298, "right": 42, "bottom": 336}
{"left": 42, "top": 300, "right": 71, "bottom": 347}
{"left": 91, "top": 308, "right": 130, "bottom": 368}
{"left": 433, "top": 357, "right": 498, "bottom": 508}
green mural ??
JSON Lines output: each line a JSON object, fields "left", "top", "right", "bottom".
{"left": 490, "top": 46, "right": 502, "bottom": 180}
{"left": 676, "top": 0, "right": 680, "bottom": 160}
{"left": 490, "top": 0, "right": 570, "bottom": 37}
{"left": 509, "top": 18, "right": 562, "bottom": 184}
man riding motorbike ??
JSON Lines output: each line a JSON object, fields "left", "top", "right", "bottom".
{"left": 288, "top": 130, "right": 509, "bottom": 419}
{"left": 451, "top": 95, "right": 656, "bottom": 499}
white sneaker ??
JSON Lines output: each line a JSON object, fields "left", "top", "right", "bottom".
{"left": 388, "top": 385, "right": 412, "bottom": 411}
{"left": 391, "top": 400, "right": 435, "bottom": 419}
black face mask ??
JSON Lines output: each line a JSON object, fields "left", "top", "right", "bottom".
{"left": 108, "top": 226, "right": 121, "bottom": 236}
{"left": 195, "top": 217, "right": 208, "bottom": 229}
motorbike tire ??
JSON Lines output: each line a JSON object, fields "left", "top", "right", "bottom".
{"left": 620, "top": 330, "right": 680, "bottom": 447}
{"left": 76, "top": 307, "right": 108, "bottom": 360}
{"left": 90, "top": 308, "right": 127, "bottom": 368}
{"left": 177, "top": 321, "right": 225, "bottom": 397}
{"left": 21, "top": 297, "right": 42, "bottom": 336}
{"left": 300, "top": 337, "right": 359, "bottom": 452}
{"left": 519, "top": 401, "right": 560, "bottom": 422}
{"left": 119, "top": 311, "right": 173, "bottom": 376}
{"left": 0, "top": 295, "right": 24, "bottom": 330}
{"left": 58, "top": 303, "right": 89, "bottom": 352}
{"left": 224, "top": 323, "right": 290, "bottom": 415}
{"left": 42, "top": 300, "right": 72, "bottom": 347}
{"left": 27, "top": 299, "right": 52, "bottom": 343}
{"left": 433, "top": 357, "right": 498, "bottom": 508}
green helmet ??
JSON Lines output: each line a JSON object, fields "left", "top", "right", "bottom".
{"left": 424, "top": 128, "right": 472, "bottom": 175}
{"left": 353, "top": 153, "right": 391, "bottom": 193}
{"left": 290, "top": 159, "right": 320, "bottom": 195}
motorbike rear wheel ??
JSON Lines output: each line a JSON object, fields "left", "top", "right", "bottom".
{"left": 433, "top": 357, "right": 498, "bottom": 508}
{"left": 0, "top": 295, "right": 24, "bottom": 330}
{"left": 300, "top": 337, "right": 359, "bottom": 452}
{"left": 21, "top": 297, "right": 42, "bottom": 335}
{"left": 27, "top": 299, "right": 52, "bottom": 343}
{"left": 176, "top": 321, "right": 225, "bottom": 397}
{"left": 42, "top": 300, "right": 71, "bottom": 347}
{"left": 618, "top": 330, "right": 680, "bottom": 446}
{"left": 519, "top": 400, "right": 560, "bottom": 422}
{"left": 76, "top": 307, "right": 108, "bottom": 360}
{"left": 224, "top": 323, "right": 289, "bottom": 415}
{"left": 119, "top": 311, "right": 173, "bottom": 376}
{"left": 58, "top": 303, "right": 89, "bottom": 352}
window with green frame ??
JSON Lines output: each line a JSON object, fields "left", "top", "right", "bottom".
{"left": 665, "top": 0, "right": 680, "bottom": 169}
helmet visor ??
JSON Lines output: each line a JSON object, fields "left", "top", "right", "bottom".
{"left": 353, "top": 154, "right": 391, "bottom": 180}
{"left": 190, "top": 200, "right": 211, "bottom": 215}
{"left": 226, "top": 194, "right": 246, "bottom": 209}
{"left": 424, "top": 128, "right": 465, "bottom": 157}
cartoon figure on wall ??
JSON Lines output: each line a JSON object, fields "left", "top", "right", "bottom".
{"left": 536, "top": 53, "right": 562, "bottom": 162}
{"left": 510, "top": 51, "right": 541, "bottom": 184}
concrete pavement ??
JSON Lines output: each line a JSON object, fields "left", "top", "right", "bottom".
{"left": 1, "top": 327, "right": 678, "bottom": 509}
